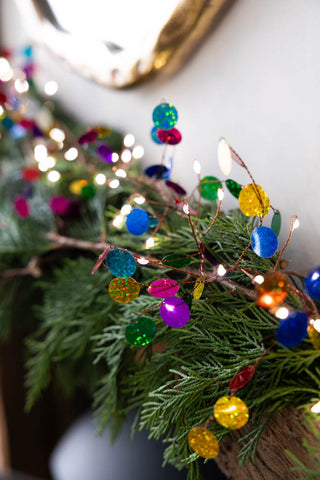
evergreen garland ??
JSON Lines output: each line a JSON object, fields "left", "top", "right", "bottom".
{"left": 1, "top": 47, "right": 320, "bottom": 479}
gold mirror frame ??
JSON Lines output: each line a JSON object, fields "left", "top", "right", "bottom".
{"left": 14, "top": 0, "right": 234, "bottom": 89}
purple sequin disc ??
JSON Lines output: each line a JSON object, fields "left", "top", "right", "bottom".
{"left": 160, "top": 296, "right": 190, "bottom": 328}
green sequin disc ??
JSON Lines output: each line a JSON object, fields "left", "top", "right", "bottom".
{"left": 81, "top": 184, "right": 96, "bottom": 199}
{"left": 162, "top": 254, "right": 191, "bottom": 268}
{"left": 125, "top": 317, "right": 156, "bottom": 346}
{"left": 271, "top": 210, "right": 281, "bottom": 236}
{"left": 109, "top": 277, "right": 140, "bottom": 303}
{"left": 200, "top": 176, "right": 223, "bottom": 201}
{"left": 226, "top": 179, "right": 242, "bottom": 199}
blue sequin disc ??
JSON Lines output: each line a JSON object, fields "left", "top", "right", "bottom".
{"left": 152, "top": 103, "right": 178, "bottom": 130}
{"left": 276, "top": 311, "right": 308, "bottom": 348}
{"left": 251, "top": 226, "right": 278, "bottom": 258}
{"left": 150, "top": 126, "right": 163, "bottom": 145}
{"left": 305, "top": 265, "right": 320, "bottom": 300}
{"left": 144, "top": 165, "right": 170, "bottom": 179}
{"left": 106, "top": 249, "right": 136, "bottom": 278}
{"left": 126, "top": 208, "right": 150, "bottom": 236}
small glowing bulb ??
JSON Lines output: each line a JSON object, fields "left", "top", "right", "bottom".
{"left": 47, "top": 170, "right": 61, "bottom": 182}
{"left": 14, "top": 78, "right": 29, "bottom": 93}
{"left": 145, "top": 237, "right": 155, "bottom": 249}
{"left": 109, "top": 179, "right": 120, "bottom": 189}
{"left": 292, "top": 217, "right": 300, "bottom": 230}
{"left": 132, "top": 145, "right": 144, "bottom": 159}
{"left": 112, "top": 215, "right": 124, "bottom": 227}
{"left": 0, "top": 106, "right": 4, "bottom": 117}
{"left": 192, "top": 159, "right": 201, "bottom": 175}
{"left": 312, "top": 319, "right": 320, "bottom": 333}
{"left": 218, "top": 188, "right": 225, "bottom": 201}
{"left": 49, "top": 128, "right": 65, "bottom": 142}
{"left": 34, "top": 144, "right": 48, "bottom": 162}
{"left": 95, "top": 173, "right": 106, "bottom": 185}
{"left": 311, "top": 400, "right": 320, "bottom": 414}
{"left": 0, "top": 58, "right": 13, "bottom": 81}
{"left": 115, "top": 169, "right": 127, "bottom": 178}
{"left": 121, "top": 149, "right": 132, "bottom": 163}
{"left": 44, "top": 80, "right": 58, "bottom": 96}
{"left": 137, "top": 257, "right": 149, "bottom": 265}
{"left": 183, "top": 202, "right": 190, "bottom": 214}
{"left": 275, "top": 307, "right": 289, "bottom": 320}
{"left": 46, "top": 156, "right": 56, "bottom": 168}
{"left": 111, "top": 152, "right": 119, "bottom": 163}
{"left": 254, "top": 275, "right": 265, "bottom": 285}
{"left": 217, "top": 137, "right": 232, "bottom": 175}
{"left": 134, "top": 195, "right": 145, "bottom": 205}
{"left": 38, "top": 161, "right": 49, "bottom": 172}
{"left": 64, "top": 147, "right": 78, "bottom": 161}
{"left": 121, "top": 204, "right": 132, "bottom": 215}
{"left": 217, "top": 264, "right": 227, "bottom": 276}
{"left": 123, "top": 133, "right": 135, "bottom": 147}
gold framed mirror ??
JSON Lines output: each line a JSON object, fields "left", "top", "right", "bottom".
{"left": 14, "top": 0, "right": 234, "bottom": 88}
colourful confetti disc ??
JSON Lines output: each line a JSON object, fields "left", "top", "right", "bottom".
{"left": 106, "top": 248, "right": 136, "bottom": 278}
{"left": 165, "top": 180, "right": 187, "bottom": 196}
{"left": 126, "top": 208, "right": 150, "bottom": 236}
{"left": 160, "top": 296, "right": 190, "bottom": 328}
{"left": 14, "top": 196, "right": 29, "bottom": 218}
{"left": 150, "top": 126, "right": 163, "bottom": 144}
{"left": 200, "top": 176, "right": 223, "bottom": 201}
{"left": 78, "top": 129, "right": 98, "bottom": 144}
{"left": 238, "top": 184, "right": 270, "bottom": 217}
{"left": 21, "top": 167, "right": 41, "bottom": 182}
{"left": 308, "top": 321, "right": 320, "bottom": 349}
{"left": 162, "top": 253, "right": 191, "bottom": 268}
{"left": 188, "top": 427, "right": 219, "bottom": 459}
{"left": 251, "top": 226, "right": 278, "bottom": 258}
{"left": 148, "top": 279, "right": 179, "bottom": 298}
{"left": 147, "top": 213, "right": 159, "bottom": 228}
{"left": 70, "top": 179, "right": 88, "bottom": 195}
{"left": 271, "top": 210, "right": 281, "bottom": 236}
{"left": 97, "top": 143, "right": 113, "bottom": 163}
{"left": 81, "top": 184, "right": 96, "bottom": 199}
{"left": 109, "top": 277, "right": 140, "bottom": 303}
{"left": 226, "top": 179, "right": 242, "bottom": 199}
{"left": 152, "top": 103, "right": 178, "bottom": 130}
{"left": 256, "top": 272, "right": 288, "bottom": 308}
{"left": 229, "top": 366, "right": 255, "bottom": 392}
{"left": 305, "top": 266, "right": 320, "bottom": 300}
{"left": 214, "top": 396, "right": 249, "bottom": 430}
{"left": 125, "top": 316, "right": 156, "bottom": 346}
{"left": 49, "top": 196, "right": 70, "bottom": 215}
{"left": 144, "top": 165, "right": 170, "bottom": 179}
{"left": 193, "top": 279, "right": 205, "bottom": 300}
{"left": 157, "top": 128, "right": 182, "bottom": 145}
{"left": 277, "top": 311, "right": 308, "bottom": 348}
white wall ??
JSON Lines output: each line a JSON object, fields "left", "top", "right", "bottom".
{"left": 2, "top": 0, "right": 320, "bottom": 271}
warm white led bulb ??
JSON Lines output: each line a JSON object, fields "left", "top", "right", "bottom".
{"left": 112, "top": 215, "right": 124, "bottom": 227}
{"left": 132, "top": 145, "right": 144, "bottom": 159}
{"left": 44, "top": 80, "right": 58, "bottom": 96}
{"left": 34, "top": 144, "right": 48, "bottom": 162}
{"left": 95, "top": 173, "right": 106, "bottom": 185}
{"left": 192, "top": 159, "right": 201, "bottom": 175}
{"left": 64, "top": 147, "right": 78, "bottom": 161}
{"left": 0, "top": 58, "right": 13, "bottom": 81}
{"left": 218, "top": 188, "right": 225, "bottom": 201}
{"left": 121, "top": 149, "right": 132, "bottom": 163}
{"left": 254, "top": 275, "right": 265, "bottom": 285}
{"left": 47, "top": 170, "right": 61, "bottom": 182}
{"left": 217, "top": 137, "right": 232, "bottom": 175}
{"left": 111, "top": 153, "right": 119, "bottom": 163}
{"left": 115, "top": 169, "right": 127, "bottom": 178}
{"left": 145, "top": 237, "right": 155, "bottom": 249}
{"left": 217, "top": 264, "right": 227, "bottom": 276}
{"left": 46, "top": 156, "right": 56, "bottom": 168}
{"left": 14, "top": 78, "right": 29, "bottom": 93}
{"left": 275, "top": 307, "right": 289, "bottom": 320}
{"left": 292, "top": 218, "right": 300, "bottom": 230}
{"left": 123, "top": 133, "right": 135, "bottom": 147}
{"left": 109, "top": 179, "right": 120, "bottom": 189}
{"left": 137, "top": 257, "right": 149, "bottom": 265}
{"left": 311, "top": 400, "right": 320, "bottom": 414}
{"left": 134, "top": 195, "right": 145, "bottom": 205}
{"left": 121, "top": 204, "right": 132, "bottom": 215}
{"left": 49, "top": 128, "right": 65, "bottom": 142}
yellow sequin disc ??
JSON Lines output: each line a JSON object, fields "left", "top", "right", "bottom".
{"left": 193, "top": 279, "right": 205, "bottom": 300}
{"left": 70, "top": 179, "right": 88, "bottom": 195}
{"left": 109, "top": 277, "right": 140, "bottom": 303}
{"left": 188, "top": 427, "right": 219, "bottom": 459}
{"left": 238, "top": 183, "right": 270, "bottom": 217}
{"left": 214, "top": 396, "right": 249, "bottom": 430}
